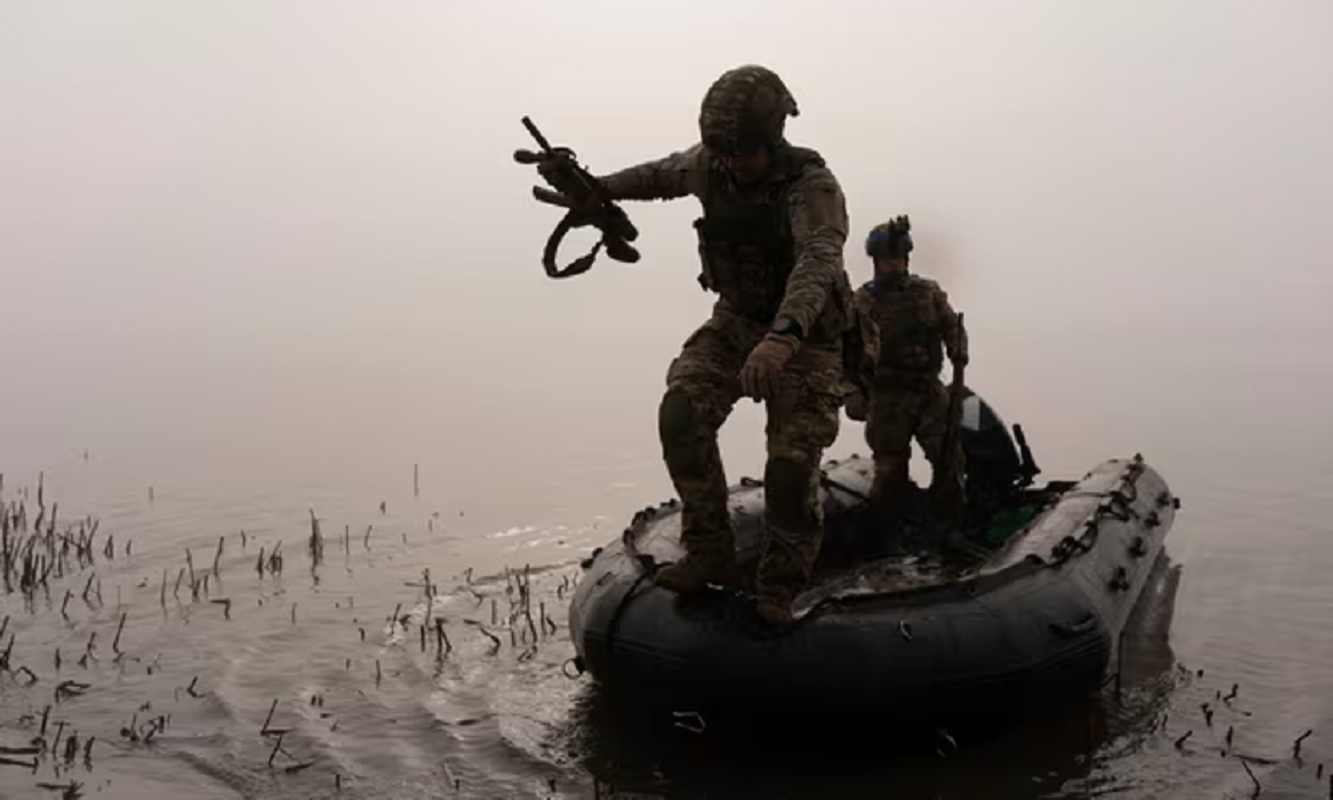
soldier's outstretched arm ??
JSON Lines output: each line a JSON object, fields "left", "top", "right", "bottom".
{"left": 935, "top": 285, "right": 968, "bottom": 365}
{"left": 774, "top": 168, "right": 850, "bottom": 336}
{"left": 596, "top": 144, "right": 708, "bottom": 202}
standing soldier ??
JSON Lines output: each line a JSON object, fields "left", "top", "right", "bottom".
{"left": 848, "top": 216, "right": 968, "bottom": 541}
{"left": 579, "top": 64, "right": 854, "bottom": 624}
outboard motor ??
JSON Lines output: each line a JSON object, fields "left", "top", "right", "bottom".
{"left": 958, "top": 388, "right": 1040, "bottom": 499}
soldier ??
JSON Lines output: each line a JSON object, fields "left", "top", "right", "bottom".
{"left": 586, "top": 64, "right": 854, "bottom": 624}
{"left": 847, "top": 216, "right": 968, "bottom": 540}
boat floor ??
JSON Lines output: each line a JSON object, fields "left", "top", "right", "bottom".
{"left": 625, "top": 472, "right": 1064, "bottom": 615}
{"left": 784, "top": 483, "right": 1060, "bottom": 614}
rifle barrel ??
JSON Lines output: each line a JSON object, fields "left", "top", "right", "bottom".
{"left": 521, "top": 116, "right": 553, "bottom": 153}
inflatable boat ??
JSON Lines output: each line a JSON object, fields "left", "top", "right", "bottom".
{"left": 566, "top": 391, "right": 1178, "bottom": 723}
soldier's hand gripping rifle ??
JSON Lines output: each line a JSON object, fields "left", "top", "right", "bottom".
{"left": 513, "top": 116, "right": 640, "bottom": 279}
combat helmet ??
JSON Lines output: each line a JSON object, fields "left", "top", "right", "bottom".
{"left": 699, "top": 64, "right": 800, "bottom": 154}
{"left": 866, "top": 215, "right": 913, "bottom": 259}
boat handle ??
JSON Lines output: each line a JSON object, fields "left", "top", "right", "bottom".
{"left": 1049, "top": 613, "right": 1098, "bottom": 638}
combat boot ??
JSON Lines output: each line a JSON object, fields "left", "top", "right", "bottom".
{"left": 754, "top": 596, "right": 793, "bottom": 625}
{"left": 655, "top": 551, "right": 742, "bottom": 595}
{"left": 752, "top": 518, "right": 821, "bottom": 628}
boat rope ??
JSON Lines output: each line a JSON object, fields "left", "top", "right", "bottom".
{"left": 1099, "top": 494, "right": 1137, "bottom": 522}
{"left": 620, "top": 502, "right": 670, "bottom": 576}
{"left": 1044, "top": 461, "right": 1150, "bottom": 566}
{"left": 1050, "top": 520, "right": 1099, "bottom": 564}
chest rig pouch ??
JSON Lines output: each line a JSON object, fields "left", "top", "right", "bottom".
{"left": 691, "top": 148, "right": 824, "bottom": 323}
{"left": 871, "top": 277, "right": 944, "bottom": 376}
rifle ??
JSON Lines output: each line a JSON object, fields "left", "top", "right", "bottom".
{"left": 935, "top": 312, "right": 968, "bottom": 518}
{"left": 513, "top": 116, "right": 640, "bottom": 279}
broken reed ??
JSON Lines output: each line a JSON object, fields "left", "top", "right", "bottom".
{"left": 0, "top": 486, "right": 329, "bottom": 785}
{"left": 0, "top": 474, "right": 578, "bottom": 790}
{"left": 308, "top": 509, "right": 323, "bottom": 567}
{"left": 1, "top": 476, "right": 568, "bottom": 651}
{"left": 1, "top": 475, "right": 107, "bottom": 603}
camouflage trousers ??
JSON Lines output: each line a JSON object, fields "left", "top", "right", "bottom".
{"left": 864, "top": 376, "right": 965, "bottom": 514}
{"left": 659, "top": 307, "right": 843, "bottom": 607}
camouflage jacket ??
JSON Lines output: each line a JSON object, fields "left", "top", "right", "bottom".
{"left": 597, "top": 142, "right": 852, "bottom": 347}
{"left": 850, "top": 274, "right": 965, "bottom": 388}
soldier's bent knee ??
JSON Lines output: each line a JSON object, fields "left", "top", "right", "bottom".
{"left": 659, "top": 389, "right": 711, "bottom": 476}
{"left": 659, "top": 388, "right": 698, "bottom": 442}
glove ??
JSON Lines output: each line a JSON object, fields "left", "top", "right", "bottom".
{"left": 739, "top": 333, "right": 799, "bottom": 401}
{"left": 845, "top": 391, "right": 869, "bottom": 422}
{"left": 536, "top": 156, "right": 603, "bottom": 212}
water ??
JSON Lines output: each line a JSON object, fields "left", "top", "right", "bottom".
{"left": 2, "top": 321, "right": 1331, "bottom": 799}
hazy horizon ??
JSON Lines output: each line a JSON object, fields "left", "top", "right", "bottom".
{"left": 4, "top": 1, "right": 1329, "bottom": 345}
{"left": 2, "top": 0, "right": 1330, "bottom": 479}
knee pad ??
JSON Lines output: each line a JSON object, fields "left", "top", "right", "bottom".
{"left": 659, "top": 388, "right": 712, "bottom": 477}
{"left": 659, "top": 388, "right": 699, "bottom": 445}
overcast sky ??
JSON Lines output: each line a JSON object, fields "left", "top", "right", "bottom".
{"left": 1, "top": 0, "right": 1329, "bottom": 365}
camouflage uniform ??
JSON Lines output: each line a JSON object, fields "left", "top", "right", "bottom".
{"left": 596, "top": 65, "right": 853, "bottom": 619}
{"left": 850, "top": 220, "right": 967, "bottom": 520}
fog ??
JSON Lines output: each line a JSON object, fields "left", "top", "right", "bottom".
{"left": 1, "top": 0, "right": 1330, "bottom": 479}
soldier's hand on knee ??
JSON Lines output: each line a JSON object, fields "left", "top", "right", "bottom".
{"left": 739, "top": 333, "right": 799, "bottom": 401}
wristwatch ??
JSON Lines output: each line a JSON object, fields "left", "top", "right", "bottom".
{"left": 770, "top": 315, "right": 804, "bottom": 341}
